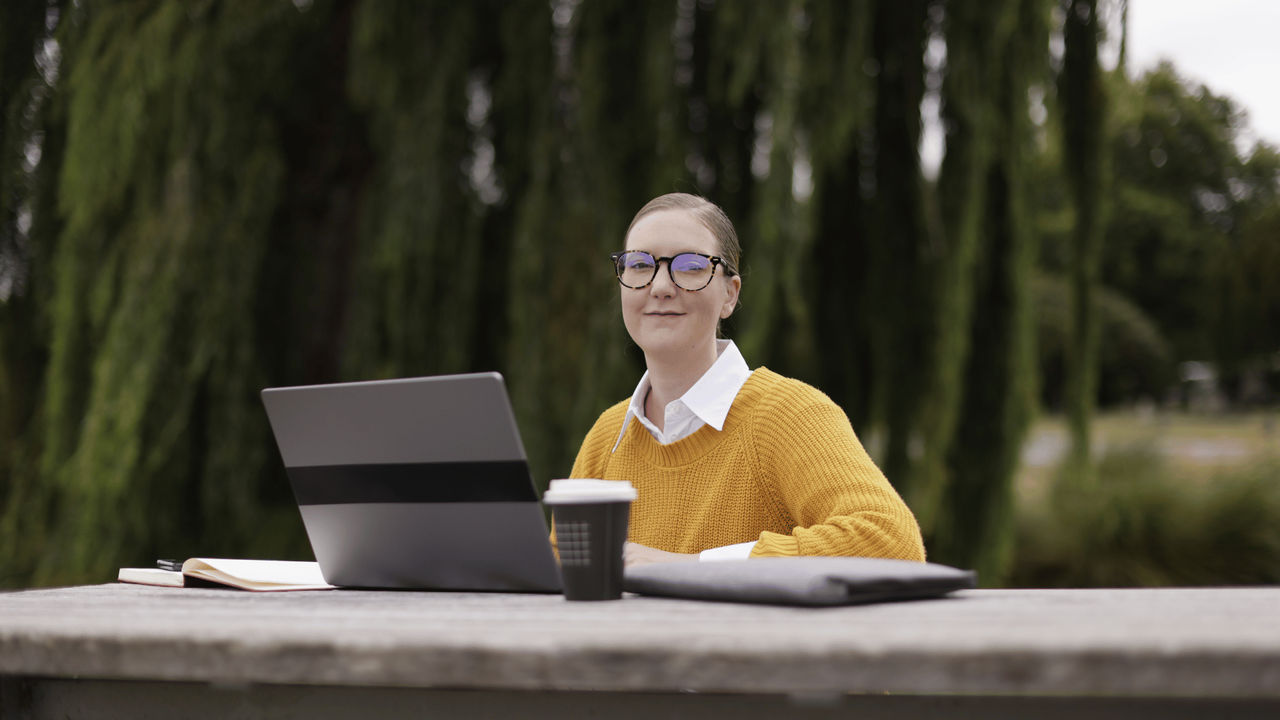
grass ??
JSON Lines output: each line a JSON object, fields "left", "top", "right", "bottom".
{"left": 1017, "top": 409, "right": 1280, "bottom": 502}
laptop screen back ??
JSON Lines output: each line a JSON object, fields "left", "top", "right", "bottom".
{"left": 261, "top": 372, "right": 561, "bottom": 592}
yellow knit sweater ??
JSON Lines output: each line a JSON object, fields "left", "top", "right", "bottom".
{"left": 568, "top": 368, "right": 925, "bottom": 560}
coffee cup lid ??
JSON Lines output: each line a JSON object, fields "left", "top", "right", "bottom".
{"left": 542, "top": 478, "right": 637, "bottom": 504}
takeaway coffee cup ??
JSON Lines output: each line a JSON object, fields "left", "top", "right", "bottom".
{"left": 543, "top": 479, "right": 637, "bottom": 601}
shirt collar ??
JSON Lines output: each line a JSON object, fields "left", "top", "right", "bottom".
{"left": 612, "top": 339, "right": 751, "bottom": 452}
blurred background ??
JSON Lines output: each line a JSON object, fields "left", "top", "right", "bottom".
{"left": 1, "top": 0, "right": 1277, "bottom": 589}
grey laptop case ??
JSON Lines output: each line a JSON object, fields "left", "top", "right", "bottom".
{"left": 625, "top": 557, "right": 975, "bottom": 606}
{"left": 261, "top": 372, "right": 562, "bottom": 592}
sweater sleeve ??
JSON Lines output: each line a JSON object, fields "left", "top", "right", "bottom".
{"left": 748, "top": 388, "right": 926, "bottom": 561}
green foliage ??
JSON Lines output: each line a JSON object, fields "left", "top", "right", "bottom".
{"left": 344, "top": 1, "right": 487, "bottom": 379}
{"left": 1, "top": 2, "right": 54, "bottom": 447}
{"left": 3, "top": 0, "right": 1273, "bottom": 590}
{"left": 907, "top": 0, "right": 1014, "bottom": 529}
{"left": 867, "top": 0, "right": 930, "bottom": 495}
{"left": 1104, "top": 63, "right": 1264, "bottom": 365}
{"left": 1011, "top": 445, "right": 1280, "bottom": 587}
{"left": 1035, "top": 274, "right": 1176, "bottom": 407}
{"left": 1211, "top": 146, "right": 1280, "bottom": 385}
{"left": 1033, "top": 43, "right": 1280, "bottom": 404}
{"left": 0, "top": 0, "right": 68, "bottom": 588}
{"left": 504, "top": 0, "right": 650, "bottom": 483}
{"left": 729, "top": 0, "right": 809, "bottom": 376}
{"left": 6, "top": 1, "right": 336, "bottom": 585}
{"left": 805, "top": 0, "right": 874, "bottom": 430}
{"left": 929, "top": 0, "right": 1047, "bottom": 582}
{"left": 1059, "top": 0, "right": 1110, "bottom": 476}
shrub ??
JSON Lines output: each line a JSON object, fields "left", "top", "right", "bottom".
{"left": 1035, "top": 275, "right": 1177, "bottom": 409}
{"left": 1009, "top": 443, "right": 1280, "bottom": 587}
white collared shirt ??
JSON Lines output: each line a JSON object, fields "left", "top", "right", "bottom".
{"left": 613, "top": 339, "right": 751, "bottom": 451}
{"left": 614, "top": 339, "right": 758, "bottom": 561}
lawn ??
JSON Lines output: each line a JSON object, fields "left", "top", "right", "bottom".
{"left": 1018, "top": 409, "right": 1280, "bottom": 500}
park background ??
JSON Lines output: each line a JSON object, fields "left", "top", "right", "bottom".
{"left": 1, "top": 0, "right": 1277, "bottom": 589}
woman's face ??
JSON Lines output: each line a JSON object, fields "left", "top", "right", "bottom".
{"left": 619, "top": 210, "right": 741, "bottom": 362}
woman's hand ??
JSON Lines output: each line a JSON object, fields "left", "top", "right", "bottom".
{"left": 624, "top": 542, "right": 698, "bottom": 568}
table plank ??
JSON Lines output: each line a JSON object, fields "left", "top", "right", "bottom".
{"left": 2, "top": 584, "right": 1278, "bottom": 697}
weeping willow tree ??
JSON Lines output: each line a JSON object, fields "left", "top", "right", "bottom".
{"left": 3, "top": 1, "right": 361, "bottom": 584}
{"left": 507, "top": 0, "right": 695, "bottom": 481}
{"left": 907, "top": 0, "right": 1012, "bottom": 533}
{"left": 3, "top": 0, "right": 1077, "bottom": 588}
{"left": 344, "top": 1, "right": 489, "bottom": 381}
{"left": 806, "top": 0, "right": 875, "bottom": 429}
{"left": 933, "top": 0, "right": 1047, "bottom": 580}
{"left": 1060, "top": 0, "right": 1109, "bottom": 478}
{"left": 713, "top": 0, "right": 810, "bottom": 372}
{"left": 0, "top": 0, "right": 65, "bottom": 587}
{"left": 0, "top": 0, "right": 45, "bottom": 461}
{"left": 867, "top": 0, "right": 930, "bottom": 500}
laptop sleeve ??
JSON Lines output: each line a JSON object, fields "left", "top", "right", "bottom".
{"left": 623, "top": 556, "right": 976, "bottom": 606}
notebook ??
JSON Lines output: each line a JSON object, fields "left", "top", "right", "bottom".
{"left": 118, "top": 558, "right": 335, "bottom": 591}
{"left": 261, "top": 372, "right": 562, "bottom": 592}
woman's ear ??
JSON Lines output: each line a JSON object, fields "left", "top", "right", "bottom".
{"left": 720, "top": 274, "right": 742, "bottom": 319}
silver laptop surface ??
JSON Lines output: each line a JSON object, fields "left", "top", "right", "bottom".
{"left": 261, "top": 372, "right": 562, "bottom": 592}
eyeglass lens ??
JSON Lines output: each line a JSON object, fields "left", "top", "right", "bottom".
{"left": 616, "top": 252, "right": 715, "bottom": 290}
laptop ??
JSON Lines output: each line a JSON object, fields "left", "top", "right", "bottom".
{"left": 261, "top": 372, "right": 562, "bottom": 592}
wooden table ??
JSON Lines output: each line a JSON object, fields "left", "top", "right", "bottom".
{"left": 2, "top": 584, "right": 1279, "bottom": 718}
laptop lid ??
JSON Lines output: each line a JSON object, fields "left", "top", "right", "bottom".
{"left": 261, "top": 372, "right": 562, "bottom": 592}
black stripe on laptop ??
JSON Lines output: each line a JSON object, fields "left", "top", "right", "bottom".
{"left": 287, "top": 461, "right": 537, "bottom": 505}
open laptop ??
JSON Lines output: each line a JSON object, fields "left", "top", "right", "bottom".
{"left": 261, "top": 372, "right": 562, "bottom": 592}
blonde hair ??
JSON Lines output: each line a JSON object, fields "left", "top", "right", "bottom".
{"left": 625, "top": 193, "right": 740, "bottom": 276}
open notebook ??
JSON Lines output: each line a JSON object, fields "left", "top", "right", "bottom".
{"left": 118, "top": 558, "right": 334, "bottom": 591}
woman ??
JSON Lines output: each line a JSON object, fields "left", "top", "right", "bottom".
{"left": 570, "top": 193, "right": 925, "bottom": 566}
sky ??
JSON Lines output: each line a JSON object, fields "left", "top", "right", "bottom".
{"left": 1125, "top": 0, "right": 1280, "bottom": 153}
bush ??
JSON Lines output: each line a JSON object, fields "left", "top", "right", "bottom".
{"left": 1009, "top": 444, "right": 1280, "bottom": 587}
{"left": 1035, "top": 275, "right": 1177, "bottom": 409}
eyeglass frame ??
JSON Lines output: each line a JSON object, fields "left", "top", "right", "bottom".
{"left": 610, "top": 250, "right": 736, "bottom": 291}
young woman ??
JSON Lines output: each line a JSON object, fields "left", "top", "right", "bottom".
{"left": 570, "top": 193, "right": 925, "bottom": 566}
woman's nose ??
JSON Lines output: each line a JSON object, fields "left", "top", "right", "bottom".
{"left": 649, "top": 260, "right": 678, "bottom": 295}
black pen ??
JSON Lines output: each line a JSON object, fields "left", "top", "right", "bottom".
{"left": 156, "top": 559, "right": 183, "bottom": 572}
